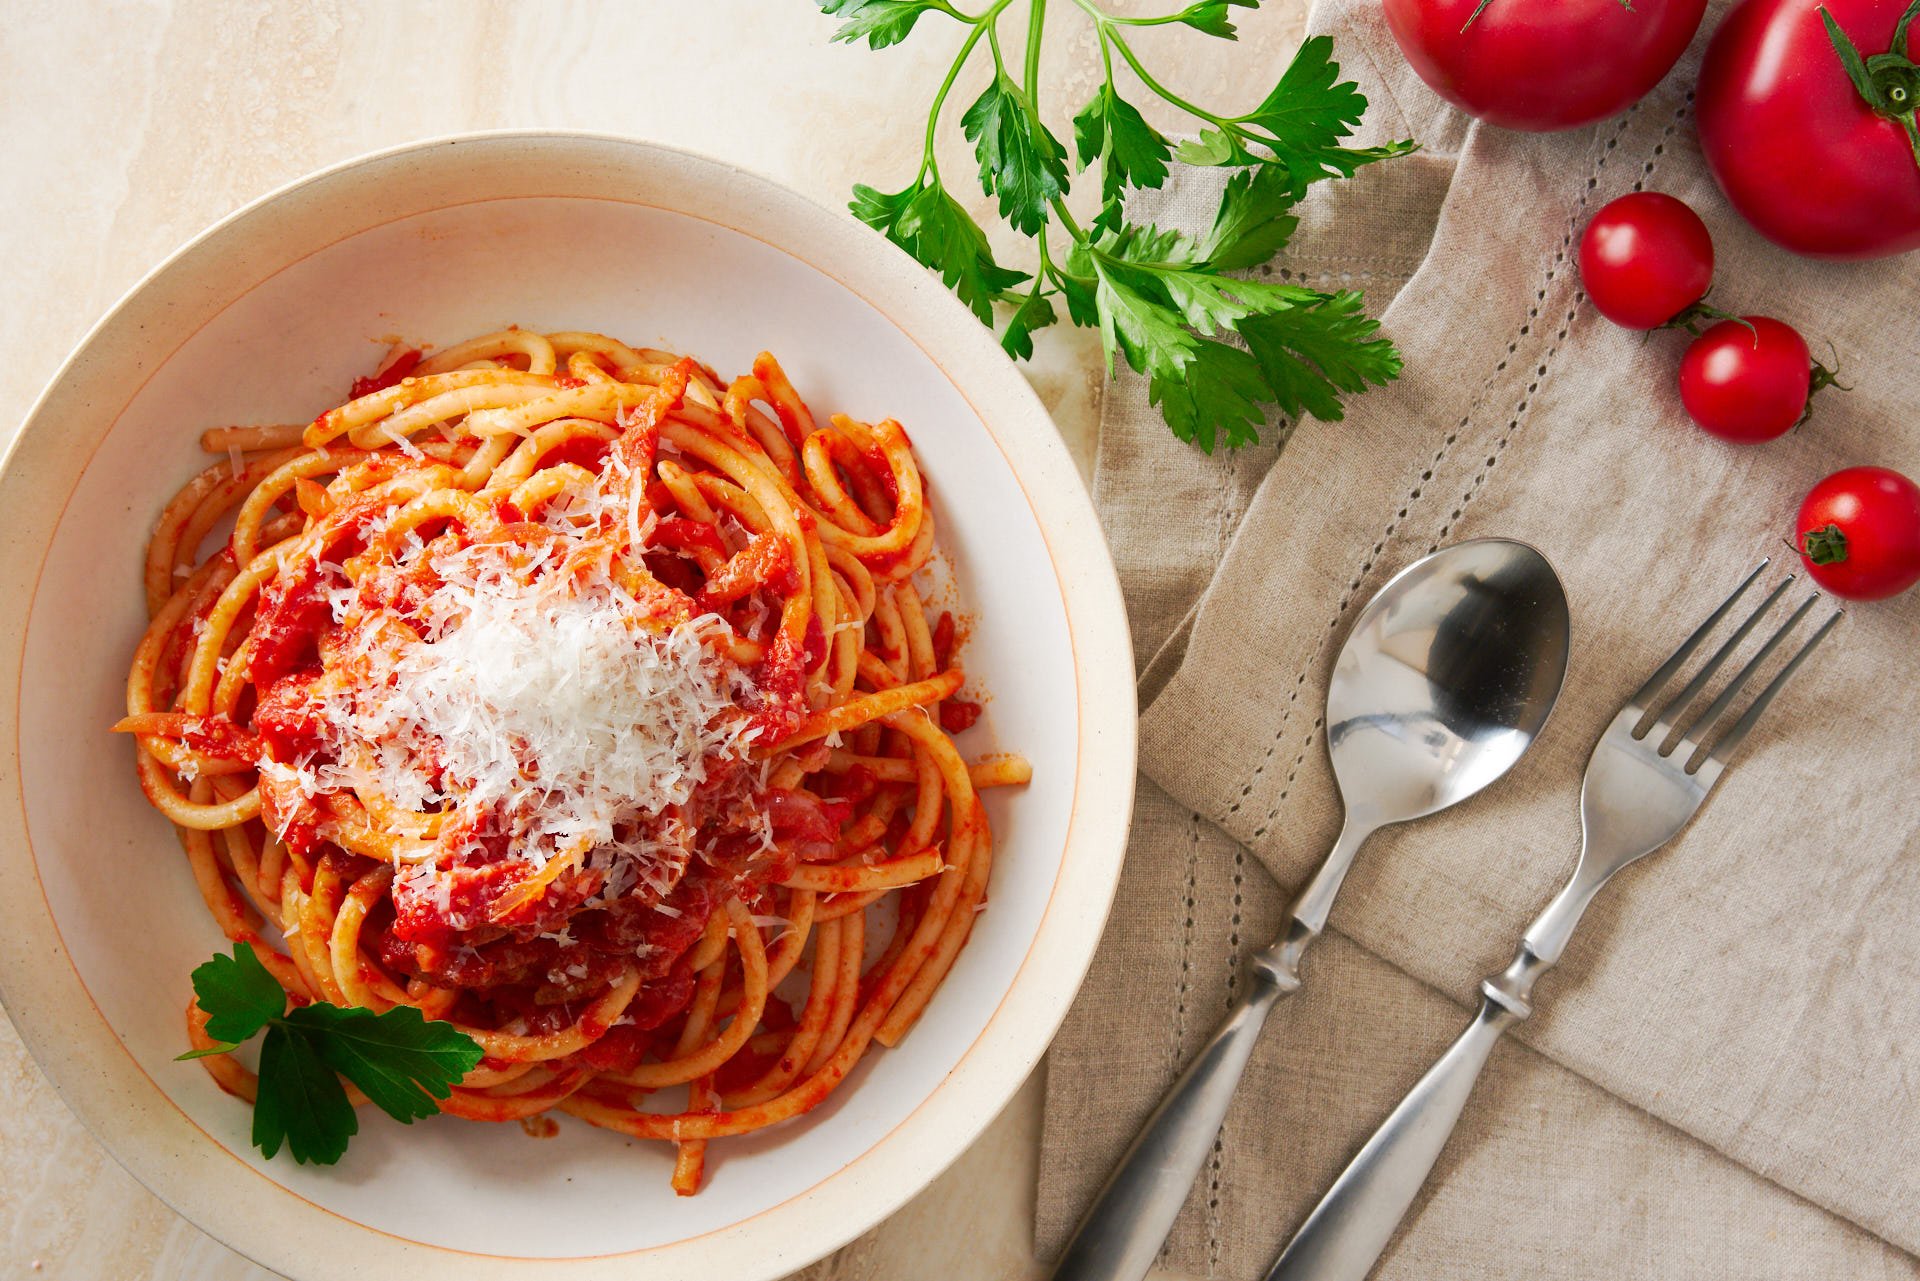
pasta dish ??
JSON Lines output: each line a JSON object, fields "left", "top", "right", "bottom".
{"left": 115, "top": 328, "right": 1026, "bottom": 1192}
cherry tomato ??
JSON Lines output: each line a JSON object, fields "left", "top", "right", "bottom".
{"left": 1697, "top": 0, "right": 1920, "bottom": 259}
{"left": 1678, "top": 316, "right": 1835, "bottom": 442}
{"left": 1578, "top": 192, "right": 1715, "bottom": 329}
{"left": 1382, "top": 0, "right": 1708, "bottom": 131}
{"left": 1796, "top": 466, "right": 1920, "bottom": 600}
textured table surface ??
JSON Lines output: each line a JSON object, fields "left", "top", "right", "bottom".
{"left": 0, "top": 2, "right": 1310, "bottom": 1277}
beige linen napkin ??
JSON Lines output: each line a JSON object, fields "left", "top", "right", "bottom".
{"left": 1038, "top": 2, "right": 1920, "bottom": 1277}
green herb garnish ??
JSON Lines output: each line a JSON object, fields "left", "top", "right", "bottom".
{"left": 181, "top": 944, "right": 484, "bottom": 1165}
{"left": 820, "top": 0, "right": 1415, "bottom": 451}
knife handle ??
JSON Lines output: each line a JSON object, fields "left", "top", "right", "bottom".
{"left": 1262, "top": 946, "right": 1549, "bottom": 1281}
{"left": 1049, "top": 936, "right": 1302, "bottom": 1281}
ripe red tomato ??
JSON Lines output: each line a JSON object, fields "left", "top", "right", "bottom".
{"left": 1678, "top": 316, "right": 1837, "bottom": 441}
{"left": 1796, "top": 466, "right": 1920, "bottom": 600}
{"left": 1578, "top": 192, "right": 1716, "bottom": 329}
{"left": 1382, "top": 0, "right": 1709, "bottom": 131}
{"left": 1697, "top": 0, "right": 1920, "bottom": 259}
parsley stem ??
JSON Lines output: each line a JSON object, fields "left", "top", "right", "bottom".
{"left": 1018, "top": 233, "right": 1057, "bottom": 312}
{"left": 917, "top": 0, "right": 1014, "bottom": 184}
{"left": 1067, "top": 0, "right": 1237, "bottom": 132}
{"left": 1025, "top": 0, "right": 1047, "bottom": 107}
{"left": 1022, "top": 0, "right": 1073, "bottom": 245}
{"left": 1033, "top": 210, "right": 1076, "bottom": 292}
{"left": 1107, "top": 29, "right": 1233, "bottom": 128}
{"left": 1050, "top": 194, "right": 1085, "bottom": 241}
{"left": 1099, "top": 5, "right": 1200, "bottom": 25}
{"left": 986, "top": 4, "right": 1008, "bottom": 74}
{"left": 1094, "top": 22, "right": 1115, "bottom": 82}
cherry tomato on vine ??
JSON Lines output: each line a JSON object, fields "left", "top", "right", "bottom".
{"left": 1697, "top": 0, "right": 1920, "bottom": 260}
{"left": 1679, "top": 316, "right": 1840, "bottom": 442}
{"left": 1382, "top": 0, "right": 1709, "bottom": 131}
{"left": 1796, "top": 466, "right": 1920, "bottom": 600}
{"left": 1578, "top": 192, "right": 1716, "bottom": 329}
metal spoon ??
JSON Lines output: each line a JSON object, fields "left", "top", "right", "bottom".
{"left": 1051, "top": 538, "right": 1571, "bottom": 1281}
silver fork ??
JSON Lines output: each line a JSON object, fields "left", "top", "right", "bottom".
{"left": 1264, "top": 561, "right": 1843, "bottom": 1281}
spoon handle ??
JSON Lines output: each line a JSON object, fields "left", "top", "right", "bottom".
{"left": 1261, "top": 942, "right": 1551, "bottom": 1281}
{"left": 1051, "top": 821, "right": 1375, "bottom": 1281}
{"left": 1051, "top": 967, "right": 1295, "bottom": 1281}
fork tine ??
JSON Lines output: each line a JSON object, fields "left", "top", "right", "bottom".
{"left": 1644, "top": 574, "right": 1794, "bottom": 738}
{"left": 1690, "top": 605, "right": 1844, "bottom": 773}
{"left": 1628, "top": 561, "right": 1768, "bottom": 713}
{"left": 1675, "top": 590, "right": 1815, "bottom": 743}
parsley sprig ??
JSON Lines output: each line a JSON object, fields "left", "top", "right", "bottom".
{"left": 182, "top": 945, "right": 484, "bottom": 1164}
{"left": 821, "top": 0, "right": 1416, "bottom": 450}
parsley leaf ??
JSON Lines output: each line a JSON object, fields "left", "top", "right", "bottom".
{"left": 1072, "top": 83, "right": 1172, "bottom": 230}
{"left": 1241, "top": 36, "right": 1367, "bottom": 158}
{"left": 293, "top": 1003, "right": 485, "bottom": 1123}
{"left": 848, "top": 180, "right": 917, "bottom": 235}
{"left": 184, "top": 945, "right": 284, "bottom": 1051}
{"left": 851, "top": 180, "right": 1028, "bottom": 324}
{"left": 1100, "top": 225, "right": 1312, "bottom": 334}
{"left": 1235, "top": 36, "right": 1420, "bottom": 189}
{"left": 961, "top": 74, "right": 1071, "bottom": 236}
{"left": 1150, "top": 339, "right": 1271, "bottom": 451}
{"left": 254, "top": 1023, "right": 356, "bottom": 1165}
{"left": 1240, "top": 290, "right": 1403, "bottom": 422}
{"left": 1174, "top": 0, "right": 1258, "bottom": 40}
{"left": 1058, "top": 242, "right": 1101, "bottom": 327}
{"left": 1174, "top": 127, "right": 1260, "bottom": 169}
{"left": 1002, "top": 287, "right": 1059, "bottom": 361}
{"left": 1089, "top": 250, "right": 1199, "bottom": 380}
{"left": 1198, "top": 165, "right": 1301, "bottom": 271}
{"left": 820, "top": 0, "right": 950, "bottom": 50}
{"left": 181, "top": 944, "right": 484, "bottom": 1165}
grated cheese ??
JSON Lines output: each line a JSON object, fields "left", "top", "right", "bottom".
{"left": 303, "top": 535, "right": 758, "bottom": 900}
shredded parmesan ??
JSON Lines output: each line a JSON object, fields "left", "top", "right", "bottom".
{"left": 302, "top": 536, "right": 757, "bottom": 900}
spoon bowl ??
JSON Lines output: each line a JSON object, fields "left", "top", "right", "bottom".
{"left": 1329, "top": 538, "right": 1571, "bottom": 829}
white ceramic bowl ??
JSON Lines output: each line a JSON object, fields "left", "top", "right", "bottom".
{"left": 0, "top": 133, "right": 1134, "bottom": 1280}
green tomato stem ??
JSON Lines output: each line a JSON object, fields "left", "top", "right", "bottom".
{"left": 1893, "top": 0, "right": 1920, "bottom": 55}
{"left": 1802, "top": 522, "right": 1849, "bottom": 566}
{"left": 1663, "top": 297, "right": 1755, "bottom": 339}
{"left": 1810, "top": 356, "right": 1849, "bottom": 396}
{"left": 1822, "top": 1, "right": 1920, "bottom": 170}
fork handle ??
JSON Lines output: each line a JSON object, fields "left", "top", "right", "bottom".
{"left": 1262, "top": 947, "right": 1548, "bottom": 1281}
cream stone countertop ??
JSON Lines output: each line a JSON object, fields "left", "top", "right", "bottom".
{"left": 0, "top": 2, "right": 1309, "bottom": 1278}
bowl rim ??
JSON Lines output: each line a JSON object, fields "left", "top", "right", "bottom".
{"left": 0, "top": 129, "right": 1136, "bottom": 1279}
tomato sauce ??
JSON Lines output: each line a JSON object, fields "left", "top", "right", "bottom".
{"left": 347, "top": 348, "right": 421, "bottom": 400}
{"left": 940, "top": 700, "right": 982, "bottom": 732}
